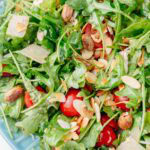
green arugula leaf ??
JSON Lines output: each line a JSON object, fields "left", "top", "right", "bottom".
{"left": 66, "top": 0, "right": 87, "bottom": 11}
{"left": 61, "top": 141, "right": 85, "bottom": 150}
{"left": 81, "top": 122, "right": 102, "bottom": 148}
{"left": 16, "top": 107, "right": 48, "bottom": 134}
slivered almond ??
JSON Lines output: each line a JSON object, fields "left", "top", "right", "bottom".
{"left": 85, "top": 72, "right": 97, "bottom": 84}
{"left": 81, "top": 49, "right": 94, "bottom": 59}
{"left": 77, "top": 116, "right": 83, "bottom": 124}
{"left": 92, "top": 60, "right": 104, "bottom": 68}
{"left": 98, "top": 59, "right": 108, "bottom": 69}
{"left": 95, "top": 97, "right": 100, "bottom": 105}
{"left": 70, "top": 126, "right": 79, "bottom": 132}
{"left": 73, "top": 100, "right": 93, "bottom": 119}
{"left": 91, "top": 98, "right": 95, "bottom": 110}
{"left": 57, "top": 119, "right": 70, "bottom": 129}
{"left": 94, "top": 103, "right": 100, "bottom": 122}
{"left": 71, "top": 132, "right": 79, "bottom": 140}
{"left": 121, "top": 76, "right": 141, "bottom": 89}
{"left": 105, "top": 35, "right": 112, "bottom": 55}
{"left": 81, "top": 117, "right": 89, "bottom": 128}
{"left": 138, "top": 49, "right": 144, "bottom": 67}
{"left": 119, "top": 84, "right": 125, "bottom": 91}
{"left": 61, "top": 79, "right": 68, "bottom": 92}
{"left": 50, "top": 93, "right": 66, "bottom": 103}
{"left": 109, "top": 59, "right": 117, "bottom": 72}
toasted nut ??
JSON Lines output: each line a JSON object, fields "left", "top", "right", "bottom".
{"left": 81, "top": 117, "right": 89, "bottom": 128}
{"left": 121, "top": 76, "right": 141, "bottom": 89}
{"left": 138, "top": 49, "right": 144, "bottom": 67}
{"left": 118, "top": 112, "right": 133, "bottom": 130}
{"left": 85, "top": 72, "right": 97, "bottom": 84}
{"left": 81, "top": 49, "right": 94, "bottom": 59}
{"left": 122, "top": 37, "right": 129, "bottom": 44}
{"left": 82, "top": 34, "right": 94, "bottom": 51}
{"left": 94, "top": 103, "right": 101, "bottom": 122}
{"left": 119, "top": 84, "right": 125, "bottom": 91}
{"left": 70, "top": 126, "right": 79, "bottom": 132}
{"left": 98, "top": 59, "right": 108, "bottom": 69}
{"left": 61, "top": 4, "right": 73, "bottom": 22}
{"left": 5, "top": 86, "right": 23, "bottom": 102}
{"left": 73, "top": 100, "right": 93, "bottom": 119}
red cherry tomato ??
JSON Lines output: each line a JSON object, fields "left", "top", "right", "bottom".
{"left": 96, "top": 126, "right": 116, "bottom": 147}
{"left": 82, "top": 23, "right": 92, "bottom": 35}
{"left": 114, "top": 94, "right": 129, "bottom": 111}
{"left": 2, "top": 64, "right": 13, "bottom": 77}
{"left": 24, "top": 92, "right": 34, "bottom": 108}
{"left": 101, "top": 115, "right": 118, "bottom": 130}
{"left": 24, "top": 86, "right": 45, "bottom": 108}
{"left": 60, "top": 88, "right": 83, "bottom": 117}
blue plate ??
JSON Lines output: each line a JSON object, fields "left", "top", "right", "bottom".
{"left": 0, "top": 2, "right": 40, "bottom": 150}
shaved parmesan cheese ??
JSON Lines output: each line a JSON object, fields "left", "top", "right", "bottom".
{"left": 19, "top": 44, "right": 50, "bottom": 64}
{"left": 7, "top": 15, "right": 29, "bottom": 38}
{"left": 117, "top": 137, "right": 145, "bottom": 150}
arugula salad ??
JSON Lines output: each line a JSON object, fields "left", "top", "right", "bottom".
{"left": 0, "top": 0, "right": 150, "bottom": 149}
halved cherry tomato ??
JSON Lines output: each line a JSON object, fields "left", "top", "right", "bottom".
{"left": 101, "top": 115, "right": 118, "bottom": 130}
{"left": 96, "top": 126, "right": 116, "bottom": 147}
{"left": 82, "top": 23, "right": 92, "bottom": 35}
{"left": 2, "top": 64, "right": 13, "bottom": 77}
{"left": 24, "top": 92, "right": 34, "bottom": 108}
{"left": 24, "top": 86, "right": 45, "bottom": 108}
{"left": 114, "top": 94, "right": 129, "bottom": 111}
{"left": 60, "top": 88, "right": 83, "bottom": 117}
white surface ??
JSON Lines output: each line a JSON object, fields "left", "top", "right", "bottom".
{"left": 0, "top": 134, "right": 12, "bottom": 150}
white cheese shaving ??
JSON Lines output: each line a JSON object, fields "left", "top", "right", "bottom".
{"left": 19, "top": 44, "right": 50, "bottom": 64}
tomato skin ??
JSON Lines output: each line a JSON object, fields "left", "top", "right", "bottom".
{"left": 83, "top": 23, "right": 92, "bottom": 35}
{"left": 114, "top": 94, "right": 129, "bottom": 111}
{"left": 94, "top": 41, "right": 103, "bottom": 49}
{"left": 24, "top": 86, "right": 45, "bottom": 108}
{"left": 101, "top": 115, "right": 118, "bottom": 130}
{"left": 2, "top": 64, "right": 13, "bottom": 77}
{"left": 24, "top": 92, "right": 34, "bottom": 108}
{"left": 60, "top": 88, "right": 83, "bottom": 117}
{"left": 96, "top": 126, "right": 116, "bottom": 147}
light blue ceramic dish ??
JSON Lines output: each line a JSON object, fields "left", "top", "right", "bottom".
{"left": 0, "top": 1, "right": 40, "bottom": 150}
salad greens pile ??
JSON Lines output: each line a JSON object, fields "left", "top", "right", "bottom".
{"left": 0, "top": 0, "right": 150, "bottom": 149}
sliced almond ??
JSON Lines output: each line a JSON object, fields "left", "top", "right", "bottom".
{"left": 70, "top": 126, "right": 79, "bottom": 132}
{"left": 81, "top": 49, "right": 94, "bottom": 59}
{"left": 50, "top": 93, "right": 66, "bottom": 103}
{"left": 98, "top": 59, "right": 108, "bottom": 69}
{"left": 119, "top": 84, "right": 125, "bottom": 91}
{"left": 57, "top": 119, "right": 70, "bottom": 129}
{"left": 92, "top": 60, "right": 104, "bottom": 68}
{"left": 73, "top": 100, "right": 93, "bottom": 119}
{"left": 77, "top": 116, "right": 83, "bottom": 124}
{"left": 94, "top": 103, "right": 100, "bottom": 122}
{"left": 81, "top": 117, "right": 89, "bottom": 128}
{"left": 85, "top": 72, "right": 97, "bottom": 84}
{"left": 70, "top": 121, "right": 77, "bottom": 128}
{"left": 121, "top": 76, "right": 141, "bottom": 89}
{"left": 71, "top": 132, "right": 79, "bottom": 140}
{"left": 105, "top": 35, "right": 112, "bottom": 55}
{"left": 138, "top": 49, "right": 144, "bottom": 67}
{"left": 91, "top": 98, "right": 95, "bottom": 110}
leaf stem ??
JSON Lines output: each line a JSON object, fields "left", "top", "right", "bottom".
{"left": 0, "top": 106, "right": 13, "bottom": 139}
